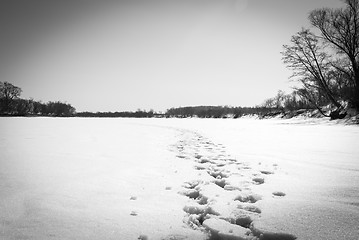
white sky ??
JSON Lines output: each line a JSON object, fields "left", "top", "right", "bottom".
{"left": 0, "top": 0, "right": 344, "bottom": 112}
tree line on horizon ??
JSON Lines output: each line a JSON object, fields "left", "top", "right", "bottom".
{"left": 1, "top": 80, "right": 311, "bottom": 118}
{"left": 165, "top": 106, "right": 285, "bottom": 118}
{"left": 76, "top": 110, "right": 156, "bottom": 118}
{"left": 0, "top": 81, "right": 158, "bottom": 118}
{"left": 0, "top": 79, "right": 352, "bottom": 119}
{"left": 0, "top": 81, "right": 75, "bottom": 116}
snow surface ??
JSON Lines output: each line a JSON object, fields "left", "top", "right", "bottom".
{"left": 1, "top": 117, "right": 358, "bottom": 240}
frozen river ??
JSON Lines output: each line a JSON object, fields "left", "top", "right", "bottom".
{"left": 1, "top": 117, "right": 358, "bottom": 240}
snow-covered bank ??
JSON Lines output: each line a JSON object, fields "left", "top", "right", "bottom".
{"left": 1, "top": 117, "right": 358, "bottom": 240}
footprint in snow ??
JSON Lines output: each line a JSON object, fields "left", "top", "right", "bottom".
{"left": 214, "top": 178, "right": 226, "bottom": 188}
{"left": 234, "top": 193, "right": 262, "bottom": 203}
{"left": 260, "top": 170, "right": 274, "bottom": 175}
{"left": 252, "top": 177, "right": 265, "bottom": 185}
{"left": 272, "top": 191, "right": 286, "bottom": 197}
{"left": 194, "top": 165, "right": 206, "bottom": 170}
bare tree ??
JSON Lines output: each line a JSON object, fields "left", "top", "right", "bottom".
{"left": 309, "top": 0, "right": 359, "bottom": 108}
{"left": 282, "top": 29, "right": 342, "bottom": 112}
{"left": 0, "top": 81, "right": 22, "bottom": 113}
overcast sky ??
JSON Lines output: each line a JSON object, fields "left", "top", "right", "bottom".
{"left": 0, "top": 0, "right": 344, "bottom": 112}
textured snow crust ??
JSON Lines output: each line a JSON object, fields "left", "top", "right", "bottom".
{"left": 1, "top": 117, "right": 358, "bottom": 240}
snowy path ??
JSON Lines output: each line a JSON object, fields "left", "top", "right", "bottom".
{"left": 1, "top": 117, "right": 359, "bottom": 240}
{"left": 170, "top": 128, "right": 295, "bottom": 239}
{"left": 159, "top": 118, "right": 359, "bottom": 240}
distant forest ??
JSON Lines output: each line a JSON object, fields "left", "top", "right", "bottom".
{"left": 0, "top": 81, "right": 75, "bottom": 117}
{"left": 1, "top": 81, "right": 316, "bottom": 119}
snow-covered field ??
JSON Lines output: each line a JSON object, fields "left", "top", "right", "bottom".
{"left": 1, "top": 117, "right": 358, "bottom": 240}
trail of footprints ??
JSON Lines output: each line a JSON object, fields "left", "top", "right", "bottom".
{"left": 173, "top": 131, "right": 296, "bottom": 240}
